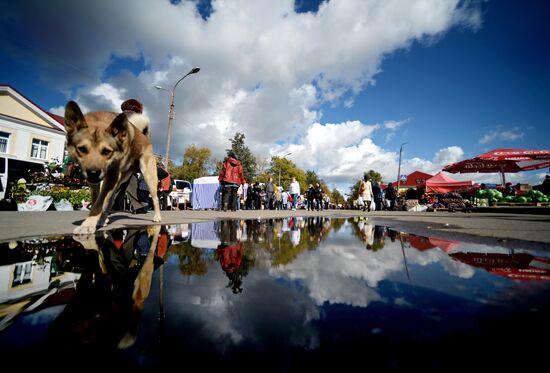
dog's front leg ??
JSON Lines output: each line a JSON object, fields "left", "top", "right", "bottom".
{"left": 140, "top": 157, "right": 162, "bottom": 223}
{"left": 74, "top": 176, "right": 119, "bottom": 235}
{"left": 132, "top": 225, "right": 160, "bottom": 311}
{"left": 89, "top": 182, "right": 100, "bottom": 208}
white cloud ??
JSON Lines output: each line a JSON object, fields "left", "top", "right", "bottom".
{"left": 433, "top": 146, "right": 464, "bottom": 166}
{"left": 478, "top": 127, "right": 524, "bottom": 144}
{"left": 4, "top": 0, "right": 482, "bottom": 189}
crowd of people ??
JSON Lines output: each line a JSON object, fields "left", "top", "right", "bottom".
{"left": 82, "top": 98, "right": 550, "bottom": 214}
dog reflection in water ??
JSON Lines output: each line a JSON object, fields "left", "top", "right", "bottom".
{"left": 45, "top": 226, "right": 161, "bottom": 350}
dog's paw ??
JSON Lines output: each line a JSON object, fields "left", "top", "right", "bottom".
{"left": 72, "top": 234, "right": 99, "bottom": 251}
{"left": 73, "top": 224, "right": 97, "bottom": 236}
{"left": 152, "top": 213, "right": 162, "bottom": 222}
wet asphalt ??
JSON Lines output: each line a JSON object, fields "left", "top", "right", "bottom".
{"left": 1, "top": 208, "right": 549, "bottom": 250}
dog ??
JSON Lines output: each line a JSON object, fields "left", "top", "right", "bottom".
{"left": 64, "top": 101, "right": 161, "bottom": 235}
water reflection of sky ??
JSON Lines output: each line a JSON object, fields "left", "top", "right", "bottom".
{"left": 1, "top": 218, "right": 549, "bottom": 369}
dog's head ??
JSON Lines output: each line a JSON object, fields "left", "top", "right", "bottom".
{"left": 64, "top": 101, "right": 133, "bottom": 184}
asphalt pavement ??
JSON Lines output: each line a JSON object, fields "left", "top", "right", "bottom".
{"left": 1, "top": 208, "right": 549, "bottom": 250}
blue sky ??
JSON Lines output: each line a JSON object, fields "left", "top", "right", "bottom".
{"left": 1, "top": 0, "right": 549, "bottom": 193}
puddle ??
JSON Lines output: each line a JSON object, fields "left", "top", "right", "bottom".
{"left": 1, "top": 217, "right": 549, "bottom": 369}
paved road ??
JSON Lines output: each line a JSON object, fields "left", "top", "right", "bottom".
{"left": 1, "top": 209, "right": 549, "bottom": 250}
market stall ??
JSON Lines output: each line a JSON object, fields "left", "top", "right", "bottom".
{"left": 192, "top": 176, "right": 221, "bottom": 210}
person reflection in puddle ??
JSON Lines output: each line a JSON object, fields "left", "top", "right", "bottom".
{"left": 217, "top": 220, "right": 249, "bottom": 294}
{"left": 45, "top": 226, "right": 161, "bottom": 350}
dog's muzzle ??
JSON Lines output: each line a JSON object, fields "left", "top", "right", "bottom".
{"left": 85, "top": 169, "right": 103, "bottom": 184}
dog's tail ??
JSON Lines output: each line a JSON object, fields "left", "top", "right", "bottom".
{"left": 125, "top": 112, "right": 151, "bottom": 139}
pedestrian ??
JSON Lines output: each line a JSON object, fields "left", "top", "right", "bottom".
{"left": 157, "top": 165, "right": 171, "bottom": 211}
{"left": 218, "top": 151, "right": 245, "bottom": 212}
{"left": 113, "top": 98, "right": 151, "bottom": 214}
{"left": 314, "top": 183, "right": 323, "bottom": 211}
{"left": 289, "top": 177, "right": 300, "bottom": 210}
{"left": 385, "top": 182, "right": 398, "bottom": 211}
{"left": 265, "top": 177, "right": 275, "bottom": 210}
{"left": 307, "top": 184, "right": 315, "bottom": 210}
{"left": 281, "top": 189, "right": 289, "bottom": 210}
{"left": 360, "top": 175, "right": 373, "bottom": 212}
{"left": 372, "top": 180, "right": 382, "bottom": 211}
{"left": 541, "top": 175, "right": 550, "bottom": 195}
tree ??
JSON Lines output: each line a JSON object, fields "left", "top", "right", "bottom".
{"left": 305, "top": 170, "right": 320, "bottom": 186}
{"left": 364, "top": 170, "right": 383, "bottom": 183}
{"left": 227, "top": 133, "right": 257, "bottom": 182}
{"left": 347, "top": 169, "right": 384, "bottom": 203}
{"left": 330, "top": 189, "right": 345, "bottom": 205}
{"left": 172, "top": 145, "right": 215, "bottom": 181}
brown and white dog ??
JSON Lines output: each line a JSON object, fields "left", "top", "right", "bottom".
{"left": 64, "top": 101, "right": 161, "bottom": 235}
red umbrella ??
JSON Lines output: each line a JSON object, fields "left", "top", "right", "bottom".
{"left": 476, "top": 148, "right": 550, "bottom": 161}
{"left": 443, "top": 148, "right": 550, "bottom": 184}
{"left": 449, "top": 252, "right": 550, "bottom": 281}
{"left": 428, "top": 237, "right": 461, "bottom": 253}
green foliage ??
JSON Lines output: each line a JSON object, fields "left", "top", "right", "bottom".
{"left": 172, "top": 145, "right": 215, "bottom": 180}
{"left": 9, "top": 182, "right": 30, "bottom": 203}
{"left": 348, "top": 179, "right": 363, "bottom": 203}
{"left": 364, "top": 170, "right": 383, "bottom": 183}
{"left": 168, "top": 241, "right": 210, "bottom": 276}
{"left": 35, "top": 186, "right": 91, "bottom": 205}
{"left": 331, "top": 189, "right": 345, "bottom": 205}
{"left": 305, "top": 170, "right": 320, "bottom": 186}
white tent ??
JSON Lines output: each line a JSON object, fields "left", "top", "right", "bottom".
{"left": 192, "top": 176, "right": 221, "bottom": 210}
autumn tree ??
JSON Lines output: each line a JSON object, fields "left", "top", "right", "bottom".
{"left": 330, "top": 189, "right": 345, "bottom": 205}
{"left": 348, "top": 169, "right": 383, "bottom": 203}
{"left": 172, "top": 145, "right": 215, "bottom": 181}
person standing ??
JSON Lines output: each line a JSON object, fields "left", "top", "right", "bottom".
{"left": 385, "top": 182, "right": 398, "bottom": 211}
{"left": 218, "top": 151, "right": 245, "bottom": 212}
{"left": 360, "top": 175, "right": 374, "bottom": 212}
{"left": 281, "top": 189, "right": 289, "bottom": 210}
{"left": 265, "top": 177, "right": 275, "bottom": 210}
{"left": 314, "top": 183, "right": 323, "bottom": 211}
{"left": 306, "top": 184, "right": 315, "bottom": 211}
{"left": 275, "top": 185, "right": 282, "bottom": 210}
{"left": 113, "top": 98, "right": 150, "bottom": 214}
{"left": 542, "top": 175, "right": 550, "bottom": 195}
{"left": 371, "top": 180, "right": 382, "bottom": 211}
{"left": 157, "top": 165, "right": 171, "bottom": 210}
{"left": 242, "top": 181, "right": 249, "bottom": 210}
{"left": 289, "top": 177, "right": 300, "bottom": 211}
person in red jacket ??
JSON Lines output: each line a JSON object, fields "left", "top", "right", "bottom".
{"left": 218, "top": 151, "right": 245, "bottom": 211}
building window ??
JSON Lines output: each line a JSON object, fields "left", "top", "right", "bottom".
{"left": 0, "top": 131, "right": 9, "bottom": 153}
{"left": 31, "top": 139, "right": 48, "bottom": 160}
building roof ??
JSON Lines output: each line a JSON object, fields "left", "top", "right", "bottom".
{"left": 0, "top": 84, "right": 65, "bottom": 133}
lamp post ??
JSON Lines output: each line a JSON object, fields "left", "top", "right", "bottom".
{"left": 277, "top": 152, "right": 292, "bottom": 186}
{"left": 155, "top": 67, "right": 200, "bottom": 169}
{"left": 396, "top": 142, "right": 408, "bottom": 200}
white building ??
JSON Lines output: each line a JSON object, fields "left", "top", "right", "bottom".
{"left": 0, "top": 85, "right": 66, "bottom": 199}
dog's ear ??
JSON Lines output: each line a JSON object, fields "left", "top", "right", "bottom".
{"left": 108, "top": 113, "right": 130, "bottom": 140}
{"left": 64, "top": 101, "right": 87, "bottom": 135}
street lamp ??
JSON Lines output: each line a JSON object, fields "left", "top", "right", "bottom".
{"left": 396, "top": 142, "right": 408, "bottom": 200}
{"left": 277, "top": 152, "right": 292, "bottom": 186}
{"left": 155, "top": 67, "right": 200, "bottom": 168}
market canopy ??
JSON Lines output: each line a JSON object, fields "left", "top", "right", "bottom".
{"left": 425, "top": 172, "right": 472, "bottom": 193}
{"left": 391, "top": 171, "right": 433, "bottom": 188}
{"left": 442, "top": 148, "right": 550, "bottom": 185}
